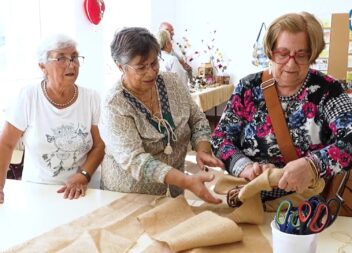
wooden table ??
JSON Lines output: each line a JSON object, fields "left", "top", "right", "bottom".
{"left": 191, "top": 84, "right": 234, "bottom": 112}
{"left": 1, "top": 179, "right": 352, "bottom": 252}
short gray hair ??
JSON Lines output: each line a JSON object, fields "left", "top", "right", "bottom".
{"left": 156, "top": 30, "right": 171, "bottom": 50}
{"left": 37, "top": 34, "right": 77, "bottom": 64}
{"left": 110, "top": 27, "right": 160, "bottom": 65}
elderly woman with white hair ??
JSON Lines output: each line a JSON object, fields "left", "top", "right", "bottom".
{"left": 157, "top": 29, "right": 189, "bottom": 89}
{"left": 0, "top": 34, "right": 105, "bottom": 203}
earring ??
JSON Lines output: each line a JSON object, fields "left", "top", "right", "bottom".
{"left": 268, "top": 61, "right": 272, "bottom": 75}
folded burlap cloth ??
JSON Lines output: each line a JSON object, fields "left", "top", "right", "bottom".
{"left": 138, "top": 196, "right": 272, "bottom": 253}
{"left": 137, "top": 196, "right": 243, "bottom": 252}
{"left": 214, "top": 168, "right": 325, "bottom": 224}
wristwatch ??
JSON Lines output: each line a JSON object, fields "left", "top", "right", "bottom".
{"left": 79, "top": 168, "right": 91, "bottom": 182}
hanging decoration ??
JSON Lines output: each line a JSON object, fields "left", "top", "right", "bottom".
{"left": 84, "top": 0, "right": 105, "bottom": 25}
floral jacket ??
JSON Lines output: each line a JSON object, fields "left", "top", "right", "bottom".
{"left": 212, "top": 69, "right": 352, "bottom": 200}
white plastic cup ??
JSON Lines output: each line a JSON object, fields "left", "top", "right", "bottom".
{"left": 271, "top": 220, "right": 318, "bottom": 253}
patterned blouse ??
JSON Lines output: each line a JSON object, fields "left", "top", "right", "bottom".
{"left": 212, "top": 69, "right": 352, "bottom": 201}
{"left": 100, "top": 72, "right": 211, "bottom": 197}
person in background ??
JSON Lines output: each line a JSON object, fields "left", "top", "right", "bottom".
{"left": 100, "top": 27, "right": 224, "bottom": 203}
{"left": 212, "top": 12, "right": 352, "bottom": 203}
{"left": 159, "top": 22, "right": 193, "bottom": 79}
{"left": 0, "top": 34, "right": 105, "bottom": 203}
{"left": 156, "top": 29, "right": 189, "bottom": 90}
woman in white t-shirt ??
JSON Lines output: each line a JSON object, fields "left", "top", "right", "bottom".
{"left": 157, "top": 30, "right": 189, "bottom": 90}
{"left": 0, "top": 34, "right": 105, "bottom": 203}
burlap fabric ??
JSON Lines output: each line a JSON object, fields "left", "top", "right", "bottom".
{"left": 5, "top": 192, "right": 272, "bottom": 253}
{"left": 214, "top": 168, "right": 325, "bottom": 214}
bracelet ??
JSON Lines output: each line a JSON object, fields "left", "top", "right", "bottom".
{"left": 232, "top": 158, "right": 253, "bottom": 177}
{"left": 78, "top": 169, "right": 91, "bottom": 183}
{"left": 304, "top": 157, "right": 318, "bottom": 182}
{"left": 307, "top": 155, "right": 321, "bottom": 176}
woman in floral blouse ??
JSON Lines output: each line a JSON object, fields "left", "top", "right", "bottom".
{"left": 100, "top": 27, "right": 223, "bottom": 204}
{"left": 212, "top": 12, "right": 352, "bottom": 202}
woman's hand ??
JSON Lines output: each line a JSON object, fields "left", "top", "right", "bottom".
{"left": 57, "top": 173, "right": 89, "bottom": 199}
{"left": 164, "top": 168, "right": 221, "bottom": 204}
{"left": 184, "top": 172, "right": 222, "bottom": 204}
{"left": 196, "top": 150, "right": 224, "bottom": 171}
{"left": 278, "top": 158, "right": 314, "bottom": 193}
{"left": 240, "top": 162, "right": 275, "bottom": 180}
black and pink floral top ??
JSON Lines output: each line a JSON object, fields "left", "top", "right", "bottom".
{"left": 211, "top": 69, "right": 352, "bottom": 201}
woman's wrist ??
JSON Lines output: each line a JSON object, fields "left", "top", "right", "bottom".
{"left": 165, "top": 168, "right": 188, "bottom": 189}
{"left": 77, "top": 167, "right": 91, "bottom": 183}
{"left": 304, "top": 157, "right": 318, "bottom": 184}
{"left": 232, "top": 157, "right": 253, "bottom": 177}
{"left": 195, "top": 141, "right": 212, "bottom": 154}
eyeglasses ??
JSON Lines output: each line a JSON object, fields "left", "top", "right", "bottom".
{"left": 126, "top": 60, "right": 159, "bottom": 75}
{"left": 47, "top": 56, "right": 85, "bottom": 66}
{"left": 272, "top": 49, "right": 310, "bottom": 65}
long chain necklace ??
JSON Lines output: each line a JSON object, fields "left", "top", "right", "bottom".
{"left": 123, "top": 79, "right": 159, "bottom": 116}
{"left": 42, "top": 80, "right": 77, "bottom": 107}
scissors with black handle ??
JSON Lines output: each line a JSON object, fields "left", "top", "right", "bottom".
{"left": 298, "top": 200, "right": 329, "bottom": 235}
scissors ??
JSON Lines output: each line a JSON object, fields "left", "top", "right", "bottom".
{"left": 307, "top": 195, "right": 341, "bottom": 227}
{"left": 275, "top": 199, "right": 300, "bottom": 234}
{"left": 297, "top": 200, "right": 329, "bottom": 234}
{"left": 325, "top": 197, "right": 341, "bottom": 228}
{"left": 298, "top": 195, "right": 341, "bottom": 234}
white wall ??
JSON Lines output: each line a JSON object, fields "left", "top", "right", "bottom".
{"left": 101, "top": 0, "right": 152, "bottom": 89}
{"left": 150, "top": 0, "right": 351, "bottom": 84}
{"left": 1, "top": 0, "right": 351, "bottom": 112}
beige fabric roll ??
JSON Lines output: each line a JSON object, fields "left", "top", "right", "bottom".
{"left": 227, "top": 194, "right": 265, "bottom": 224}
{"left": 156, "top": 211, "right": 243, "bottom": 252}
{"left": 238, "top": 168, "right": 283, "bottom": 202}
{"left": 138, "top": 195, "right": 194, "bottom": 235}
{"left": 214, "top": 168, "right": 325, "bottom": 220}
{"left": 142, "top": 224, "right": 271, "bottom": 253}
{"left": 57, "top": 230, "right": 132, "bottom": 253}
{"left": 138, "top": 196, "right": 243, "bottom": 252}
{"left": 213, "top": 175, "right": 248, "bottom": 195}
{"left": 7, "top": 193, "right": 272, "bottom": 253}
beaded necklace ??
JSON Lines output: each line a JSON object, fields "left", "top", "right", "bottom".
{"left": 279, "top": 72, "right": 310, "bottom": 102}
{"left": 42, "top": 80, "right": 77, "bottom": 107}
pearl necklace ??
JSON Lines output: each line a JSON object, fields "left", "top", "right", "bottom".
{"left": 42, "top": 80, "right": 77, "bottom": 107}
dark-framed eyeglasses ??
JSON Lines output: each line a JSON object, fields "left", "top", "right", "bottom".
{"left": 47, "top": 56, "right": 85, "bottom": 66}
{"left": 125, "top": 60, "right": 159, "bottom": 75}
{"left": 272, "top": 49, "right": 310, "bottom": 65}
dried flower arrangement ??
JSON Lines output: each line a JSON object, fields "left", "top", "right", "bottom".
{"left": 200, "top": 29, "right": 231, "bottom": 75}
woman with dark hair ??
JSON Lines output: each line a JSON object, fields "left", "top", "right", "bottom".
{"left": 100, "top": 27, "right": 223, "bottom": 203}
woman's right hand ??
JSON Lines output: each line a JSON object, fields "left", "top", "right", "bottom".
{"left": 164, "top": 168, "right": 221, "bottom": 204}
{"left": 240, "top": 162, "right": 275, "bottom": 180}
{"left": 184, "top": 172, "right": 222, "bottom": 204}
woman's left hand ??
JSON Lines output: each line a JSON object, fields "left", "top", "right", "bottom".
{"left": 196, "top": 150, "right": 224, "bottom": 171}
{"left": 57, "top": 173, "right": 88, "bottom": 199}
{"left": 278, "top": 158, "right": 314, "bottom": 193}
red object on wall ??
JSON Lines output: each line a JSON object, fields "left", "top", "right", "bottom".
{"left": 84, "top": 0, "right": 105, "bottom": 25}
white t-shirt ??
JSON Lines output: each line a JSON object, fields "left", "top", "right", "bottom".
{"left": 6, "top": 84, "right": 100, "bottom": 185}
{"left": 160, "top": 51, "right": 189, "bottom": 90}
